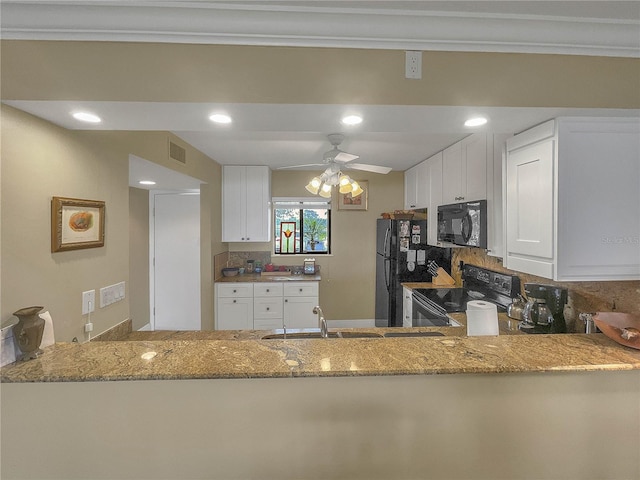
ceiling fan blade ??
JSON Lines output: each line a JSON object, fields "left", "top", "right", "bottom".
{"left": 277, "top": 163, "right": 325, "bottom": 170}
{"left": 348, "top": 163, "right": 392, "bottom": 174}
{"left": 334, "top": 151, "right": 359, "bottom": 163}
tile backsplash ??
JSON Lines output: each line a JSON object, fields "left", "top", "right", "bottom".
{"left": 452, "top": 249, "right": 640, "bottom": 333}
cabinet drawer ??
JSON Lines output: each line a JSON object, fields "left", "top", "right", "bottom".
{"left": 283, "top": 282, "right": 319, "bottom": 297}
{"left": 253, "top": 282, "right": 283, "bottom": 297}
{"left": 254, "top": 297, "right": 283, "bottom": 319}
{"left": 254, "top": 318, "right": 283, "bottom": 330}
{"left": 216, "top": 283, "right": 253, "bottom": 298}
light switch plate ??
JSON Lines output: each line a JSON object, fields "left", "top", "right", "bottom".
{"left": 82, "top": 290, "right": 95, "bottom": 315}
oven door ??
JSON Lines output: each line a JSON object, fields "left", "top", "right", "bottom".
{"left": 411, "top": 293, "right": 452, "bottom": 327}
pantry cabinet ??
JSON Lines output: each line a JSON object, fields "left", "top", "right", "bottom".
{"left": 215, "top": 281, "right": 319, "bottom": 330}
{"left": 222, "top": 166, "right": 271, "bottom": 242}
{"left": 504, "top": 117, "right": 640, "bottom": 281}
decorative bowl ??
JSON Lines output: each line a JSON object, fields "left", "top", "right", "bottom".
{"left": 222, "top": 267, "right": 239, "bottom": 277}
{"left": 593, "top": 312, "right": 640, "bottom": 350}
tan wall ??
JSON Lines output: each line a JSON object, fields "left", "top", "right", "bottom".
{"left": 228, "top": 170, "right": 404, "bottom": 321}
{"left": 2, "top": 371, "right": 639, "bottom": 479}
{"left": 1, "top": 41, "right": 638, "bottom": 108}
{"left": 128, "top": 187, "right": 150, "bottom": 331}
{"left": 0, "top": 105, "right": 222, "bottom": 340}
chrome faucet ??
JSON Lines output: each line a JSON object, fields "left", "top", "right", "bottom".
{"left": 313, "top": 306, "right": 329, "bottom": 338}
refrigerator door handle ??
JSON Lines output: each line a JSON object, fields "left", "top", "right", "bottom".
{"left": 383, "top": 226, "right": 391, "bottom": 258}
{"left": 384, "top": 257, "right": 391, "bottom": 293}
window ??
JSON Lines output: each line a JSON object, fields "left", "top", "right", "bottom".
{"left": 273, "top": 198, "right": 331, "bottom": 254}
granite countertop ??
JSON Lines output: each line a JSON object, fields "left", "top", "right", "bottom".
{"left": 216, "top": 273, "right": 321, "bottom": 283}
{"left": 2, "top": 321, "right": 639, "bottom": 382}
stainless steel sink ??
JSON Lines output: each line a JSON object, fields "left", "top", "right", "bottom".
{"left": 383, "top": 331, "right": 445, "bottom": 337}
{"left": 261, "top": 329, "right": 383, "bottom": 340}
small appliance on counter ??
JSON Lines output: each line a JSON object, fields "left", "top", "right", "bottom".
{"left": 304, "top": 258, "right": 316, "bottom": 275}
{"left": 410, "top": 264, "right": 520, "bottom": 327}
{"left": 519, "top": 283, "right": 568, "bottom": 334}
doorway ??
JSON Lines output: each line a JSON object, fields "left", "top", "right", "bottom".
{"left": 151, "top": 191, "right": 201, "bottom": 330}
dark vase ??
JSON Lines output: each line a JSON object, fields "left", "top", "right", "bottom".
{"left": 12, "top": 306, "right": 45, "bottom": 361}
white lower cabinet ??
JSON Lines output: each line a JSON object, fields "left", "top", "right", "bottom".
{"left": 283, "top": 282, "right": 319, "bottom": 329}
{"left": 215, "top": 283, "right": 254, "bottom": 330}
{"left": 216, "top": 281, "right": 319, "bottom": 330}
{"left": 402, "top": 286, "right": 413, "bottom": 328}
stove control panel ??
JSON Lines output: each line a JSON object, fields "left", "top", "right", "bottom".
{"left": 462, "top": 264, "right": 521, "bottom": 298}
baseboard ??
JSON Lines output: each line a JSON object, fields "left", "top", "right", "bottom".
{"left": 138, "top": 323, "right": 152, "bottom": 331}
{"left": 326, "top": 319, "right": 376, "bottom": 328}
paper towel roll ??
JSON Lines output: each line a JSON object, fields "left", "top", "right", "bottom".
{"left": 466, "top": 300, "right": 499, "bottom": 336}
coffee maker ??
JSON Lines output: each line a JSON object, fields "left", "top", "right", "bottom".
{"left": 519, "top": 283, "right": 568, "bottom": 334}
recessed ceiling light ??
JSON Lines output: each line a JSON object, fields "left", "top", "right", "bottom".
{"left": 139, "top": 180, "right": 156, "bottom": 186}
{"left": 464, "top": 117, "right": 488, "bottom": 127}
{"left": 72, "top": 111, "right": 102, "bottom": 123}
{"left": 341, "top": 115, "right": 362, "bottom": 126}
{"left": 209, "top": 113, "right": 232, "bottom": 124}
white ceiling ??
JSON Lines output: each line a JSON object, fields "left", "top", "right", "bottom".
{"left": 2, "top": 1, "right": 639, "bottom": 184}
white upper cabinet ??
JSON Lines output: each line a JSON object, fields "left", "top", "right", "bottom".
{"left": 404, "top": 160, "right": 429, "bottom": 210}
{"left": 425, "top": 152, "right": 443, "bottom": 246}
{"left": 222, "top": 166, "right": 271, "bottom": 242}
{"left": 504, "top": 117, "right": 640, "bottom": 281}
{"left": 442, "top": 133, "right": 487, "bottom": 205}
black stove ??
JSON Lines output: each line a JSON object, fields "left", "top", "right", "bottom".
{"left": 412, "top": 264, "right": 520, "bottom": 323}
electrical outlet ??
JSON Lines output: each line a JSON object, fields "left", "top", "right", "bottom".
{"left": 82, "top": 290, "right": 95, "bottom": 315}
{"left": 405, "top": 50, "right": 422, "bottom": 79}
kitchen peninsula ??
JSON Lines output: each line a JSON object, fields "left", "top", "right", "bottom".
{"left": 2, "top": 329, "right": 639, "bottom": 479}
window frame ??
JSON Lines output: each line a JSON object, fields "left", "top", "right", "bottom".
{"left": 272, "top": 197, "right": 331, "bottom": 255}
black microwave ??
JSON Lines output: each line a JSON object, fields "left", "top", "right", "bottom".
{"left": 437, "top": 200, "right": 487, "bottom": 248}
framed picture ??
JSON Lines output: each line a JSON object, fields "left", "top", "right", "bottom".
{"left": 338, "top": 180, "right": 368, "bottom": 211}
{"left": 51, "top": 197, "right": 105, "bottom": 252}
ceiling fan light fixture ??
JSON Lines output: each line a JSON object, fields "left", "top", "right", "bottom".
{"left": 338, "top": 173, "right": 353, "bottom": 193}
{"left": 305, "top": 176, "right": 322, "bottom": 195}
{"left": 350, "top": 181, "right": 364, "bottom": 198}
{"left": 318, "top": 183, "right": 332, "bottom": 198}
{"left": 341, "top": 115, "right": 362, "bottom": 126}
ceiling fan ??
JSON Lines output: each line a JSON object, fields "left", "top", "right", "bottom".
{"left": 279, "top": 133, "right": 393, "bottom": 174}
{"left": 279, "top": 134, "right": 393, "bottom": 197}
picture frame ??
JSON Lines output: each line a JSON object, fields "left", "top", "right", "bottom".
{"left": 51, "top": 196, "right": 105, "bottom": 252}
{"left": 338, "top": 180, "right": 368, "bottom": 211}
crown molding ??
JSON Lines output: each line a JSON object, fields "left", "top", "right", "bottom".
{"left": 1, "top": 2, "right": 639, "bottom": 57}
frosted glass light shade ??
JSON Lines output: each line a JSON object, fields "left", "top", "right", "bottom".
{"left": 338, "top": 174, "right": 353, "bottom": 193}
{"left": 318, "top": 183, "right": 332, "bottom": 198}
{"left": 305, "top": 176, "right": 322, "bottom": 195}
{"left": 351, "top": 181, "right": 364, "bottom": 197}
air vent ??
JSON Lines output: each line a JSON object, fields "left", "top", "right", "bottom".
{"left": 169, "top": 141, "right": 186, "bottom": 164}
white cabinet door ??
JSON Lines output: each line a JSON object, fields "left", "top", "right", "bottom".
{"left": 215, "top": 283, "right": 254, "bottom": 330}
{"left": 402, "top": 287, "right": 413, "bottom": 328}
{"left": 461, "top": 133, "right": 487, "bottom": 202}
{"left": 244, "top": 166, "right": 271, "bottom": 242}
{"left": 442, "top": 134, "right": 487, "bottom": 204}
{"left": 222, "top": 166, "right": 271, "bottom": 242}
{"left": 222, "top": 166, "right": 246, "bottom": 242}
{"left": 216, "top": 297, "right": 254, "bottom": 330}
{"left": 442, "top": 142, "right": 462, "bottom": 205}
{"left": 404, "top": 163, "right": 419, "bottom": 209}
{"left": 426, "top": 152, "right": 443, "bottom": 246}
{"left": 505, "top": 138, "right": 555, "bottom": 278}
{"left": 284, "top": 296, "right": 318, "bottom": 329}
{"left": 283, "top": 282, "right": 319, "bottom": 329}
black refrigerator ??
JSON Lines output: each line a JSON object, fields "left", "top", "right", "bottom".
{"left": 375, "top": 218, "right": 452, "bottom": 327}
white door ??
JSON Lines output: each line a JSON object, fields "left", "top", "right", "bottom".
{"left": 154, "top": 192, "right": 201, "bottom": 330}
